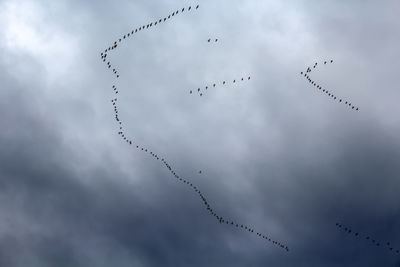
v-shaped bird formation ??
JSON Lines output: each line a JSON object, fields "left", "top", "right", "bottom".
{"left": 336, "top": 223, "right": 399, "bottom": 255}
{"left": 190, "top": 76, "right": 251, "bottom": 97}
{"left": 100, "top": 4, "right": 287, "bottom": 252}
{"left": 301, "top": 60, "right": 359, "bottom": 111}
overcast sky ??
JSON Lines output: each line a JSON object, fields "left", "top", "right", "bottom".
{"left": 1, "top": 0, "right": 400, "bottom": 266}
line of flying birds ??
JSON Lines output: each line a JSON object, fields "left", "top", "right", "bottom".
{"left": 100, "top": 4, "right": 200, "bottom": 79}
{"left": 190, "top": 76, "right": 251, "bottom": 96}
{"left": 110, "top": 83, "right": 288, "bottom": 251}
{"left": 301, "top": 60, "right": 359, "bottom": 111}
{"left": 336, "top": 223, "right": 399, "bottom": 255}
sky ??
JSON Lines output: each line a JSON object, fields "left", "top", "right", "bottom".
{"left": 1, "top": 0, "right": 400, "bottom": 266}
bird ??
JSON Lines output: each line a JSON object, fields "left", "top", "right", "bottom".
{"left": 215, "top": 39, "right": 218, "bottom": 42}
{"left": 190, "top": 90, "right": 192, "bottom": 94}
{"left": 208, "top": 39, "right": 211, "bottom": 42}
{"left": 196, "top": 5, "right": 199, "bottom": 9}
{"left": 199, "top": 170, "right": 202, "bottom": 174}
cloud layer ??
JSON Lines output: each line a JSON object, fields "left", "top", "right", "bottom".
{"left": 1, "top": 0, "right": 400, "bottom": 266}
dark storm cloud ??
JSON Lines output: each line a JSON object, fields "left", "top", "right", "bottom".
{"left": 1, "top": 0, "right": 400, "bottom": 266}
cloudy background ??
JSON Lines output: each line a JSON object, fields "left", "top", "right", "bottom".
{"left": 1, "top": 0, "right": 400, "bottom": 266}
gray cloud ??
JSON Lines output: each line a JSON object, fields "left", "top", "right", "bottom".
{"left": 1, "top": 0, "right": 400, "bottom": 266}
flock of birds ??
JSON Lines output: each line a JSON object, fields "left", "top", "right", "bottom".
{"left": 190, "top": 76, "right": 251, "bottom": 97}
{"left": 301, "top": 60, "right": 359, "bottom": 111}
{"left": 100, "top": 4, "right": 288, "bottom": 251}
{"left": 336, "top": 223, "right": 399, "bottom": 255}
{"left": 99, "top": 3, "right": 394, "bottom": 257}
